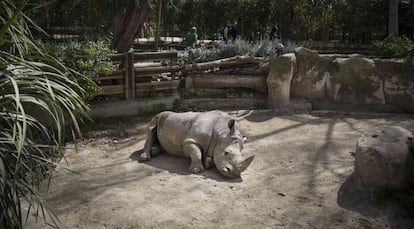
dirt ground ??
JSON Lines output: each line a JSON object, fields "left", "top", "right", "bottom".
{"left": 25, "top": 110, "right": 414, "bottom": 229}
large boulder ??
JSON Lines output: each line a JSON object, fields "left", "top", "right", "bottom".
{"left": 354, "top": 126, "right": 414, "bottom": 189}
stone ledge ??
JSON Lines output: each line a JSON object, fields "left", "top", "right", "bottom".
{"left": 181, "top": 98, "right": 266, "bottom": 110}
{"left": 88, "top": 94, "right": 180, "bottom": 118}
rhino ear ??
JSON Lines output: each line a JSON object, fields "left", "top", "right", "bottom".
{"left": 237, "top": 155, "right": 254, "bottom": 172}
{"left": 228, "top": 119, "right": 236, "bottom": 131}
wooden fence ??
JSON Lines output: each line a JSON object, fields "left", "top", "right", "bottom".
{"left": 98, "top": 50, "right": 180, "bottom": 100}
{"left": 97, "top": 51, "right": 270, "bottom": 110}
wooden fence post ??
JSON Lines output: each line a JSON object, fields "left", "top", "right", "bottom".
{"left": 124, "top": 53, "right": 130, "bottom": 99}
{"left": 125, "top": 49, "right": 135, "bottom": 99}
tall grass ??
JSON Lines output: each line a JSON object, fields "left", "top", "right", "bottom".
{"left": 1, "top": 0, "right": 89, "bottom": 228}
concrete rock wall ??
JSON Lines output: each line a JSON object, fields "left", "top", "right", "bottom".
{"left": 268, "top": 47, "right": 414, "bottom": 112}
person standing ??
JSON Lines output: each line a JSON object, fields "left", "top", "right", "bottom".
{"left": 228, "top": 21, "right": 238, "bottom": 41}
{"left": 185, "top": 26, "right": 198, "bottom": 48}
{"left": 223, "top": 20, "right": 231, "bottom": 43}
{"left": 269, "top": 25, "right": 278, "bottom": 41}
{"left": 223, "top": 20, "right": 238, "bottom": 44}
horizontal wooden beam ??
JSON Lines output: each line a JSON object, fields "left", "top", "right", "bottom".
{"left": 185, "top": 74, "right": 267, "bottom": 92}
{"left": 134, "top": 65, "right": 181, "bottom": 75}
{"left": 99, "top": 69, "right": 125, "bottom": 80}
{"left": 111, "top": 53, "right": 126, "bottom": 61}
{"left": 99, "top": 75, "right": 124, "bottom": 81}
{"left": 182, "top": 56, "right": 266, "bottom": 73}
{"left": 112, "top": 51, "right": 178, "bottom": 62}
{"left": 135, "top": 80, "right": 180, "bottom": 93}
{"left": 134, "top": 51, "right": 177, "bottom": 61}
{"left": 100, "top": 85, "right": 124, "bottom": 95}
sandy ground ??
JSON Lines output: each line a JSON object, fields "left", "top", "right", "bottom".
{"left": 24, "top": 110, "right": 414, "bottom": 229}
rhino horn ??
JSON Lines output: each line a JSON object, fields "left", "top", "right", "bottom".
{"left": 237, "top": 155, "right": 255, "bottom": 172}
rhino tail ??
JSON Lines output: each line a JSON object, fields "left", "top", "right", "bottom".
{"left": 140, "top": 115, "right": 160, "bottom": 161}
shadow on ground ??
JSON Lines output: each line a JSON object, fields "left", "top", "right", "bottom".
{"left": 337, "top": 173, "right": 414, "bottom": 229}
{"left": 130, "top": 150, "right": 243, "bottom": 183}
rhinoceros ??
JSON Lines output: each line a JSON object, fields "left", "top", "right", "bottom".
{"left": 139, "top": 110, "right": 254, "bottom": 178}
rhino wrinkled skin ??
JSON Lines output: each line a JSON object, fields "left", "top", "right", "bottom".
{"left": 139, "top": 111, "right": 254, "bottom": 178}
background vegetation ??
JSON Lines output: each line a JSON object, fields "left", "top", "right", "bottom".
{"left": 1, "top": 0, "right": 90, "bottom": 228}
{"left": 1, "top": 1, "right": 413, "bottom": 227}
{"left": 40, "top": 40, "right": 117, "bottom": 99}
{"left": 30, "top": 0, "right": 414, "bottom": 43}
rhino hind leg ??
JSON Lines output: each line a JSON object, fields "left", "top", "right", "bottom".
{"left": 183, "top": 140, "right": 205, "bottom": 174}
{"left": 139, "top": 116, "right": 159, "bottom": 161}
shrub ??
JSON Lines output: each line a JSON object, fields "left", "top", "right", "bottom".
{"left": 374, "top": 35, "right": 414, "bottom": 58}
{"left": 0, "top": 1, "right": 90, "bottom": 227}
{"left": 179, "top": 38, "right": 296, "bottom": 63}
{"left": 39, "top": 40, "right": 117, "bottom": 99}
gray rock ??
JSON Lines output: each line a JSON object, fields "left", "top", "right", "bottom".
{"left": 267, "top": 53, "right": 295, "bottom": 107}
{"left": 354, "top": 126, "right": 414, "bottom": 189}
{"left": 285, "top": 47, "right": 414, "bottom": 112}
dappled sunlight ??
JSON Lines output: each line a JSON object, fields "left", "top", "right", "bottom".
{"left": 30, "top": 112, "right": 414, "bottom": 229}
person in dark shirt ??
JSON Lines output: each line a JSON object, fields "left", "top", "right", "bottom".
{"left": 228, "top": 21, "right": 238, "bottom": 42}
{"left": 269, "top": 26, "right": 278, "bottom": 41}
{"left": 223, "top": 20, "right": 238, "bottom": 44}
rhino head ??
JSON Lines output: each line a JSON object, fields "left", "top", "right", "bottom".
{"left": 213, "top": 119, "right": 254, "bottom": 178}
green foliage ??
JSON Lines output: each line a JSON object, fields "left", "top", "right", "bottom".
{"left": 181, "top": 38, "right": 294, "bottom": 63}
{"left": 0, "top": 0, "right": 90, "bottom": 228}
{"left": 29, "top": 0, "right": 404, "bottom": 44}
{"left": 144, "top": 85, "right": 157, "bottom": 97}
{"left": 39, "top": 40, "right": 117, "bottom": 99}
{"left": 374, "top": 35, "right": 414, "bottom": 58}
{"left": 171, "top": 99, "right": 195, "bottom": 112}
{"left": 151, "top": 103, "right": 167, "bottom": 114}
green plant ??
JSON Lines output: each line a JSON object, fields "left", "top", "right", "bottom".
{"left": 38, "top": 40, "right": 117, "bottom": 100}
{"left": 180, "top": 38, "right": 295, "bottom": 63}
{"left": 151, "top": 103, "right": 167, "bottom": 114}
{"left": 144, "top": 85, "right": 157, "bottom": 97}
{"left": 0, "top": 0, "right": 89, "bottom": 228}
{"left": 374, "top": 35, "right": 414, "bottom": 58}
{"left": 171, "top": 99, "right": 197, "bottom": 112}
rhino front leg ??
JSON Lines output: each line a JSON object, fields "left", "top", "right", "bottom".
{"left": 139, "top": 116, "right": 158, "bottom": 161}
{"left": 204, "top": 157, "right": 214, "bottom": 169}
{"left": 183, "top": 140, "right": 205, "bottom": 174}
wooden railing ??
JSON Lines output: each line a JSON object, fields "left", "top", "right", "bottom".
{"left": 97, "top": 51, "right": 269, "bottom": 111}
{"left": 98, "top": 50, "right": 180, "bottom": 100}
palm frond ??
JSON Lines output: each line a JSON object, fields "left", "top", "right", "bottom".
{"left": 0, "top": 0, "right": 91, "bottom": 228}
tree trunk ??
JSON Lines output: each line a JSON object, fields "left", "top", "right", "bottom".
{"left": 154, "top": 0, "right": 162, "bottom": 50}
{"left": 111, "top": 0, "right": 152, "bottom": 53}
{"left": 388, "top": 0, "right": 399, "bottom": 36}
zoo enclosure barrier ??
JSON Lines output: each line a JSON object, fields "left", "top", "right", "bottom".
{"left": 98, "top": 50, "right": 269, "bottom": 110}
{"left": 98, "top": 50, "right": 180, "bottom": 100}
